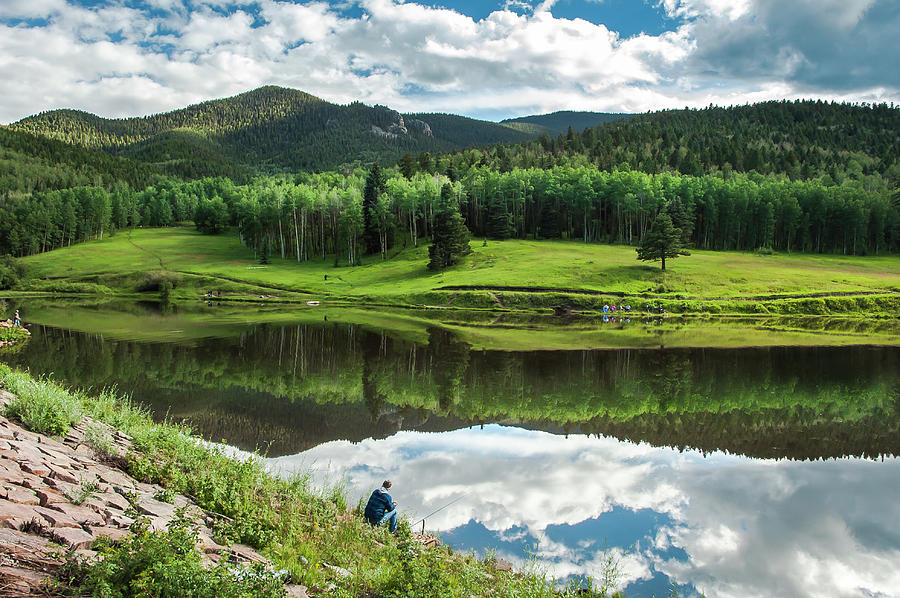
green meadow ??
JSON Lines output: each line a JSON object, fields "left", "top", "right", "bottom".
{"left": 17, "top": 227, "right": 900, "bottom": 315}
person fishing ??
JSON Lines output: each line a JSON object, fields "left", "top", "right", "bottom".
{"left": 13, "top": 309, "right": 21, "bottom": 327}
{"left": 364, "top": 479, "right": 398, "bottom": 533}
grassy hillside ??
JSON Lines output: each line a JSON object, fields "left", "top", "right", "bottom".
{"left": 16, "top": 227, "right": 900, "bottom": 316}
{"left": 501, "top": 110, "right": 633, "bottom": 136}
{"left": 10, "top": 86, "right": 535, "bottom": 174}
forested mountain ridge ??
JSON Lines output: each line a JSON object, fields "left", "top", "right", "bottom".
{"left": 501, "top": 110, "right": 633, "bottom": 137}
{"left": 443, "top": 100, "right": 900, "bottom": 185}
{"left": 9, "top": 86, "right": 535, "bottom": 174}
{"left": 0, "top": 125, "right": 163, "bottom": 196}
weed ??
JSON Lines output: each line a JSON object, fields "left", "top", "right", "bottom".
{"left": 84, "top": 423, "right": 116, "bottom": 457}
{"left": 62, "top": 509, "right": 284, "bottom": 598}
{"left": 64, "top": 478, "right": 101, "bottom": 506}
{"left": 1, "top": 369, "right": 81, "bottom": 436}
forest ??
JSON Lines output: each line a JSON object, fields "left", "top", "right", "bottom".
{"left": 1, "top": 96, "right": 898, "bottom": 267}
{"left": 0, "top": 163, "right": 896, "bottom": 264}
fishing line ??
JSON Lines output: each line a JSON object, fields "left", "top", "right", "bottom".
{"left": 411, "top": 493, "right": 470, "bottom": 530}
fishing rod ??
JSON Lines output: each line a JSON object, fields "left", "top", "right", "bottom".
{"left": 412, "top": 493, "right": 469, "bottom": 534}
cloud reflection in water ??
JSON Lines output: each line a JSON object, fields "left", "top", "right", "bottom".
{"left": 265, "top": 425, "right": 900, "bottom": 598}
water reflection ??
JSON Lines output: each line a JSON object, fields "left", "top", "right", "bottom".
{"left": 4, "top": 310, "right": 900, "bottom": 596}
{"left": 4, "top": 323, "right": 898, "bottom": 459}
{"left": 266, "top": 426, "right": 900, "bottom": 598}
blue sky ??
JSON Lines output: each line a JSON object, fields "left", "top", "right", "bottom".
{"left": 0, "top": 0, "right": 897, "bottom": 123}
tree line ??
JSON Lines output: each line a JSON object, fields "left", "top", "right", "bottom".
{"left": 1, "top": 162, "right": 897, "bottom": 260}
{"left": 431, "top": 100, "right": 900, "bottom": 186}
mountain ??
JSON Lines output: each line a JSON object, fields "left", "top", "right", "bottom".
{"left": 446, "top": 100, "right": 900, "bottom": 183}
{"left": 0, "top": 125, "right": 162, "bottom": 196}
{"left": 501, "top": 110, "right": 634, "bottom": 137}
{"left": 10, "top": 86, "right": 536, "bottom": 175}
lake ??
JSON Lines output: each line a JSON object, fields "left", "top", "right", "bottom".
{"left": 2, "top": 300, "right": 898, "bottom": 597}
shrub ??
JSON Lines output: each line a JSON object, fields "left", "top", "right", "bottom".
{"left": 137, "top": 271, "right": 182, "bottom": 293}
{"left": 0, "top": 255, "right": 26, "bottom": 289}
{"left": 62, "top": 511, "right": 285, "bottom": 598}
{"left": 1, "top": 369, "right": 82, "bottom": 436}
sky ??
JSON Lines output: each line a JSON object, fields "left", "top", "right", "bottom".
{"left": 262, "top": 425, "right": 900, "bottom": 598}
{"left": 0, "top": 0, "right": 898, "bottom": 124}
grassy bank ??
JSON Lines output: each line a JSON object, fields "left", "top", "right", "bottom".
{"left": 0, "top": 363, "right": 618, "bottom": 597}
{"left": 15, "top": 227, "right": 900, "bottom": 316}
{"left": 9, "top": 299, "right": 900, "bottom": 350}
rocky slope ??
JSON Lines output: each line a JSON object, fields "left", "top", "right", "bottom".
{"left": 0, "top": 390, "right": 308, "bottom": 597}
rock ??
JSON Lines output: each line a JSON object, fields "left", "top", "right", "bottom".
{"left": 35, "top": 488, "right": 65, "bottom": 507}
{"left": 91, "top": 526, "right": 131, "bottom": 543}
{"left": 137, "top": 497, "right": 177, "bottom": 519}
{"left": 105, "top": 512, "right": 134, "bottom": 529}
{"left": 19, "top": 461, "right": 50, "bottom": 477}
{"left": 98, "top": 491, "right": 132, "bottom": 512}
{"left": 0, "top": 527, "right": 56, "bottom": 552}
{"left": 322, "top": 563, "right": 351, "bottom": 577}
{"left": 19, "top": 474, "right": 48, "bottom": 490}
{"left": 32, "top": 506, "right": 79, "bottom": 528}
{"left": 49, "top": 526, "right": 94, "bottom": 549}
{"left": 226, "top": 543, "right": 268, "bottom": 564}
{"left": 5, "top": 486, "right": 40, "bottom": 506}
{"left": 493, "top": 558, "right": 513, "bottom": 572}
{"left": 0, "top": 461, "right": 24, "bottom": 485}
{"left": 0, "top": 502, "right": 47, "bottom": 529}
{"left": 51, "top": 503, "right": 106, "bottom": 526}
{"left": 97, "top": 469, "right": 134, "bottom": 488}
{"left": 284, "top": 584, "right": 310, "bottom": 598}
{"left": 72, "top": 548, "right": 99, "bottom": 563}
{"left": 49, "top": 466, "right": 79, "bottom": 484}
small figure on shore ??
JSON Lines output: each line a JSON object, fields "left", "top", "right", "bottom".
{"left": 13, "top": 310, "right": 21, "bottom": 327}
{"left": 602, "top": 304, "right": 609, "bottom": 313}
{"left": 364, "top": 479, "right": 398, "bottom": 533}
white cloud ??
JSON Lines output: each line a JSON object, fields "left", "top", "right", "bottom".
{"left": 262, "top": 425, "right": 900, "bottom": 598}
{"left": 0, "top": 0, "right": 897, "bottom": 124}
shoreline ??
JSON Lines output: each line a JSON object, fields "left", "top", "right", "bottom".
{"left": 0, "top": 365, "right": 590, "bottom": 598}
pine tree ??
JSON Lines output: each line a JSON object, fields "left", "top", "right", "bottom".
{"left": 636, "top": 213, "right": 690, "bottom": 271}
{"left": 428, "top": 184, "right": 471, "bottom": 271}
{"left": 398, "top": 153, "right": 416, "bottom": 179}
{"left": 486, "top": 198, "right": 513, "bottom": 240}
{"left": 362, "top": 163, "right": 385, "bottom": 255}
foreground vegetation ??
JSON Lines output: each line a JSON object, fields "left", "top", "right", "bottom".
{"left": 12, "top": 228, "right": 900, "bottom": 316}
{"left": 0, "top": 363, "right": 620, "bottom": 597}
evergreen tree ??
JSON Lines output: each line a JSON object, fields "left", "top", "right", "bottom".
{"left": 398, "top": 153, "right": 416, "bottom": 179}
{"left": 636, "top": 212, "right": 690, "bottom": 271}
{"left": 362, "top": 162, "right": 385, "bottom": 255}
{"left": 428, "top": 184, "right": 471, "bottom": 271}
{"left": 486, "top": 198, "right": 513, "bottom": 239}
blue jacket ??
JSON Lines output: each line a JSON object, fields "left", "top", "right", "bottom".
{"left": 364, "top": 487, "right": 394, "bottom": 524}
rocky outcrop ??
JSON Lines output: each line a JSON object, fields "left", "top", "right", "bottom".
{"left": 0, "top": 390, "right": 308, "bottom": 596}
{"left": 406, "top": 118, "right": 433, "bottom": 137}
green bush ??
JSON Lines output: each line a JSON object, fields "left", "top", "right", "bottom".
{"left": 63, "top": 511, "right": 285, "bottom": 598}
{"left": 19, "top": 280, "right": 114, "bottom": 294}
{"left": 1, "top": 369, "right": 81, "bottom": 436}
{"left": 137, "top": 271, "right": 183, "bottom": 293}
{"left": 0, "top": 255, "right": 26, "bottom": 290}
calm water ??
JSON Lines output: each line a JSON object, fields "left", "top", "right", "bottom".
{"left": 3, "top": 305, "right": 899, "bottom": 597}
